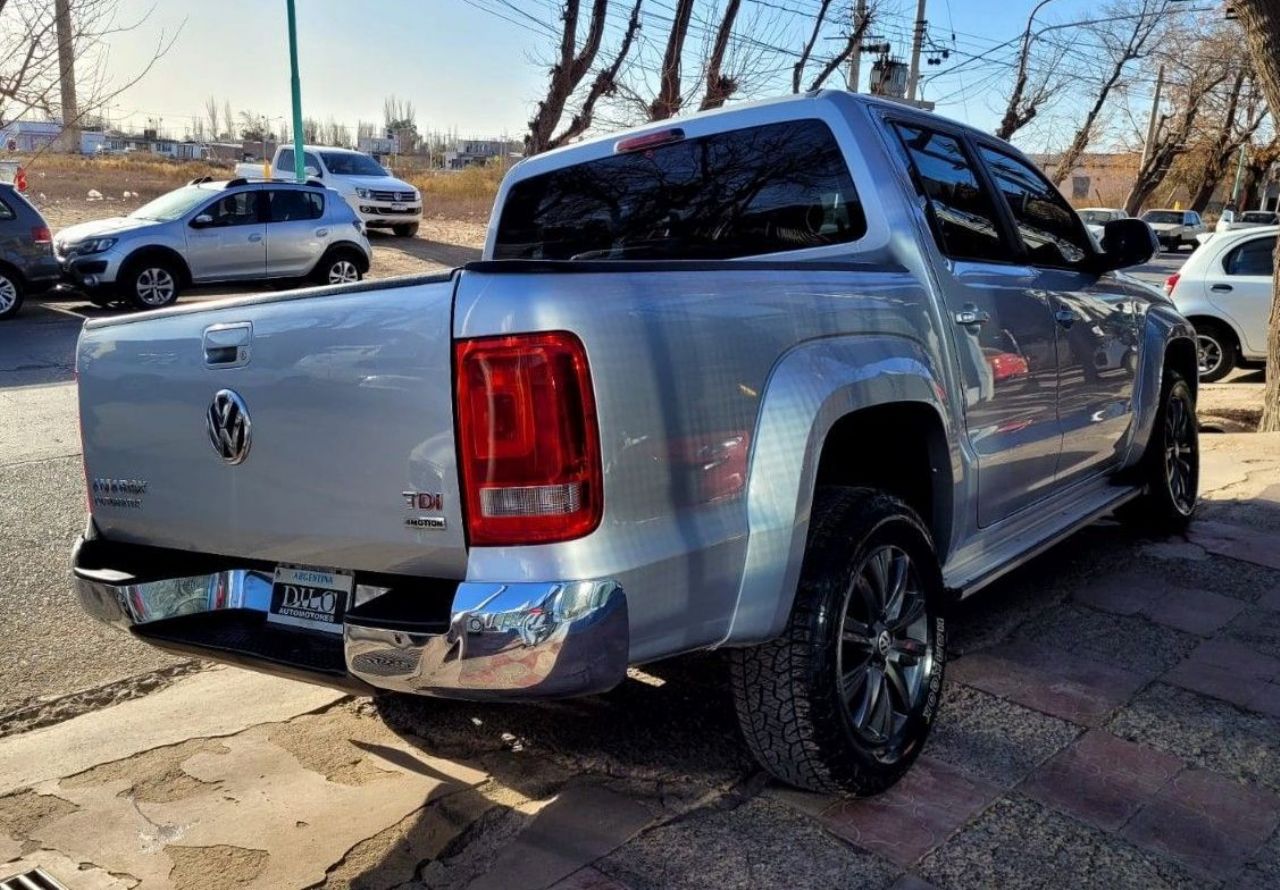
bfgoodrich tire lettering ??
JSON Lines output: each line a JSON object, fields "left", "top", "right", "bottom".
{"left": 730, "top": 487, "right": 946, "bottom": 795}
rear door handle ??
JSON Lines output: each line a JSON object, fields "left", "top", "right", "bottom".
{"left": 1055, "top": 308, "right": 1078, "bottom": 328}
{"left": 1210, "top": 284, "right": 1233, "bottom": 293}
{"left": 248, "top": 232, "right": 263, "bottom": 243}
{"left": 315, "top": 228, "right": 329, "bottom": 237}
{"left": 954, "top": 305, "right": 990, "bottom": 327}
{"left": 203, "top": 321, "right": 252, "bottom": 368}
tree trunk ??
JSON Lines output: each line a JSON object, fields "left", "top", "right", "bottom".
{"left": 700, "top": 0, "right": 743, "bottom": 110}
{"left": 525, "top": 0, "right": 609, "bottom": 156}
{"left": 649, "top": 0, "right": 695, "bottom": 120}
{"left": 1233, "top": 0, "right": 1280, "bottom": 431}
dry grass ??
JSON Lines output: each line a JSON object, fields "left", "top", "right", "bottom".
{"left": 17, "top": 154, "right": 232, "bottom": 203}
{"left": 404, "top": 164, "right": 505, "bottom": 222}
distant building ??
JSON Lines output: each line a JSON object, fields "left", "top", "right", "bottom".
{"left": 443, "top": 138, "right": 521, "bottom": 170}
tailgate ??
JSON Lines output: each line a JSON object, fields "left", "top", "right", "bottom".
{"left": 76, "top": 276, "right": 467, "bottom": 577}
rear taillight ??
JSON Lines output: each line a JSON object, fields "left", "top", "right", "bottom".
{"left": 1164, "top": 272, "right": 1180, "bottom": 296}
{"left": 455, "top": 331, "right": 602, "bottom": 546}
{"left": 31, "top": 225, "right": 51, "bottom": 244}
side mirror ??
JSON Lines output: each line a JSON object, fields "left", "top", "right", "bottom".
{"left": 1095, "top": 218, "right": 1158, "bottom": 272}
{"left": 304, "top": 165, "right": 320, "bottom": 178}
{"left": 190, "top": 213, "right": 214, "bottom": 228}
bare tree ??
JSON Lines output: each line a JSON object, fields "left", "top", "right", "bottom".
{"left": 1229, "top": 0, "right": 1280, "bottom": 431}
{"left": 790, "top": 0, "right": 874, "bottom": 94}
{"left": 1238, "top": 133, "right": 1280, "bottom": 210}
{"left": 648, "top": 0, "right": 695, "bottom": 120}
{"left": 204, "top": 95, "right": 219, "bottom": 143}
{"left": 0, "top": 0, "right": 180, "bottom": 141}
{"left": 1049, "top": 0, "right": 1170, "bottom": 186}
{"left": 1186, "top": 72, "right": 1269, "bottom": 211}
{"left": 545, "top": 0, "right": 643, "bottom": 146}
{"left": 525, "top": 0, "right": 644, "bottom": 154}
{"left": 698, "top": 0, "right": 742, "bottom": 110}
{"left": 222, "top": 99, "right": 233, "bottom": 140}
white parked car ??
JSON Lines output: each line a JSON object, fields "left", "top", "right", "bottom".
{"left": 1078, "top": 207, "right": 1128, "bottom": 242}
{"left": 1165, "top": 224, "right": 1275, "bottom": 381}
{"left": 1142, "top": 209, "right": 1207, "bottom": 252}
{"left": 1215, "top": 209, "right": 1279, "bottom": 233}
{"left": 236, "top": 145, "right": 422, "bottom": 236}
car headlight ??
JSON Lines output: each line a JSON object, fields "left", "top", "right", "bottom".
{"left": 354, "top": 187, "right": 370, "bottom": 199}
{"left": 78, "top": 237, "right": 117, "bottom": 254}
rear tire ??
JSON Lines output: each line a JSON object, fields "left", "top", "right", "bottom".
{"left": 314, "top": 249, "right": 364, "bottom": 286}
{"left": 121, "top": 258, "right": 181, "bottom": 310}
{"left": 730, "top": 487, "right": 946, "bottom": 796}
{"left": 1118, "top": 370, "right": 1198, "bottom": 532}
{"left": 1193, "top": 320, "right": 1236, "bottom": 382}
{"left": 392, "top": 223, "right": 419, "bottom": 237}
{"left": 0, "top": 269, "right": 24, "bottom": 320}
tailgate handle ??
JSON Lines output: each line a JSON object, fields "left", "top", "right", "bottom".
{"left": 203, "top": 322, "right": 252, "bottom": 368}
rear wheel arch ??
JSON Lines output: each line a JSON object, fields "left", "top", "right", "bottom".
{"left": 0, "top": 259, "right": 27, "bottom": 288}
{"left": 1184, "top": 315, "right": 1239, "bottom": 382}
{"left": 315, "top": 241, "right": 369, "bottom": 274}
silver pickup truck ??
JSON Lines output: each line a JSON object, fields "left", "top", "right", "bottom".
{"left": 72, "top": 93, "right": 1198, "bottom": 796}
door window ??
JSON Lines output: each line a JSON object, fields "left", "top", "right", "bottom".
{"left": 1223, "top": 235, "right": 1277, "bottom": 276}
{"left": 276, "top": 149, "right": 294, "bottom": 172}
{"left": 890, "top": 123, "right": 1007, "bottom": 262}
{"left": 0, "top": 197, "right": 13, "bottom": 220}
{"left": 303, "top": 152, "right": 322, "bottom": 174}
{"left": 201, "top": 190, "right": 260, "bottom": 227}
{"left": 267, "top": 189, "right": 324, "bottom": 222}
{"left": 977, "top": 146, "right": 1091, "bottom": 267}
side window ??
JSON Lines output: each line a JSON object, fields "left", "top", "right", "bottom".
{"left": 1223, "top": 236, "right": 1276, "bottom": 276}
{"left": 275, "top": 149, "right": 294, "bottom": 172}
{"left": 890, "top": 123, "right": 1007, "bottom": 262}
{"left": 0, "top": 197, "right": 13, "bottom": 221}
{"left": 303, "top": 152, "right": 322, "bottom": 174}
{"left": 268, "top": 189, "right": 324, "bottom": 222}
{"left": 202, "top": 190, "right": 260, "bottom": 227}
{"left": 977, "top": 145, "right": 1090, "bottom": 266}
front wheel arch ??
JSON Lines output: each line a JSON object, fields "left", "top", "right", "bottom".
{"left": 118, "top": 246, "right": 192, "bottom": 289}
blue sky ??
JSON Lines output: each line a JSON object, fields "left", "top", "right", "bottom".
{"left": 97, "top": 0, "right": 1153, "bottom": 148}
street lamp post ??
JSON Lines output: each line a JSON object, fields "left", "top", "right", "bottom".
{"left": 286, "top": 0, "right": 305, "bottom": 182}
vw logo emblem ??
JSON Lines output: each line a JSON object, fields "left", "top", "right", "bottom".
{"left": 207, "top": 389, "right": 252, "bottom": 465}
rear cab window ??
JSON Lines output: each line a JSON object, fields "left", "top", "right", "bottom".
{"left": 493, "top": 119, "right": 866, "bottom": 260}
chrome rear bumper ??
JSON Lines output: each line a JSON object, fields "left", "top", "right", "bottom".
{"left": 72, "top": 536, "right": 628, "bottom": 700}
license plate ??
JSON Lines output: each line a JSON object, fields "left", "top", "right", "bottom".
{"left": 390, "top": 203, "right": 406, "bottom": 211}
{"left": 266, "top": 565, "right": 353, "bottom": 635}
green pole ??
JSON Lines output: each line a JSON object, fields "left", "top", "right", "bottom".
{"left": 286, "top": 0, "right": 305, "bottom": 183}
{"left": 1231, "top": 142, "right": 1248, "bottom": 206}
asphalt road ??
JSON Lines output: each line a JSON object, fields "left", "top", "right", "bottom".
{"left": 0, "top": 244, "right": 1209, "bottom": 717}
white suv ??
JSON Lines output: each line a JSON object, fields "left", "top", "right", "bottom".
{"left": 1165, "top": 224, "right": 1275, "bottom": 381}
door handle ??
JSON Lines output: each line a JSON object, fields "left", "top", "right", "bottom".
{"left": 954, "top": 305, "right": 990, "bottom": 327}
{"left": 248, "top": 233, "right": 263, "bottom": 243}
{"left": 203, "top": 321, "right": 252, "bottom": 367}
{"left": 1210, "top": 284, "right": 1233, "bottom": 293}
{"left": 315, "top": 228, "right": 329, "bottom": 237}
{"left": 1054, "top": 308, "right": 1078, "bottom": 329}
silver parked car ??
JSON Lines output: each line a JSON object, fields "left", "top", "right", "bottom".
{"left": 56, "top": 178, "right": 372, "bottom": 309}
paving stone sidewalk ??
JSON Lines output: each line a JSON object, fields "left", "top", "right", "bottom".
{"left": 2, "top": 433, "right": 1279, "bottom": 889}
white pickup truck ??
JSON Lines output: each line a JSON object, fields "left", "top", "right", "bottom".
{"left": 236, "top": 144, "right": 421, "bottom": 236}
{"left": 74, "top": 93, "right": 1197, "bottom": 796}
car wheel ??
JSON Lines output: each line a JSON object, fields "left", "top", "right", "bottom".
{"left": 1193, "top": 321, "right": 1236, "bottom": 383}
{"left": 730, "top": 487, "right": 945, "bottom": 795}
{"left": 1119, "top": 370, "right": 1198, "bottom": 532}
{"left": 0, "top": 269, "right": 24, "bottom": 320}
{"left": 392, "top": 223, "right": 419, "bottom": 237}
{"left": 316, "top": 250, "right": 363, "bottom": 286}
{"left": 123, "top": 260, "right": 181, "bottom": 310}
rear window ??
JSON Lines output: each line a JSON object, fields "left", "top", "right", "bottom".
{"left": 1241, "top": 211, "right": 1277, "bottom": 224}
{"left": 1142, "top": 211, "right": 1182, "bottom": 225}
{"left": 494, "top": 119, "right": 866, "bottom": 261}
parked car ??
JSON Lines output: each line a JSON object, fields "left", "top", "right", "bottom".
{"left": 1141, "top": 209, "right": 1207, "bottom": 251}
{"left": 55, "top": 178, "right": 371, "bottom": 309}
{"left": 72, "top": 92, "right": 1198, "bottom": 796}
{"left": 0, "top": 182, "right": 59, "bottom": 320}
{"left": 236, "top": 145, "right": 422, "bottom": 237}
{"left": 1165, "top": 224, "right": 1275, "bottom": 381}
{"left": 1077, "top": 207, "right": 1128, "bottom": 242}
{"left": 1215, "top": 208, "right": 1279, "bottom": 234}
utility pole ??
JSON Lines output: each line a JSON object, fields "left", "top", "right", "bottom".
{"left": 55, "top": 0, "right": 80, "bottom": 153}
{"left": 1141, "top": 65, "right": 1165, "bottom": 168}
{"left": 905, "top": 0, "right": 928, "bottom": 102}
{"left": 286, "top": 0, "right": 306, "bottom": 182}
{"left": 848, "top": 0, "right": 867, "bottom": 92}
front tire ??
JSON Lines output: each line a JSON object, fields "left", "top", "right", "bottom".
{"left": 1120, "top": 370, "right": 1198, "bottom": 532}
{"left": 1193, "top": 320, "right": 1236, "bottom": 382}
{"left": 0, "top": 269, "right": 24, "bottom": 320}
{"left": 730, "top": 487, "right": 946, "bottom": 796}
{"left": 392, "top": 223, "right": 419, "bottom": 237}
{"left": 121, "top": 259, "right": 181, "bottom": 310}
